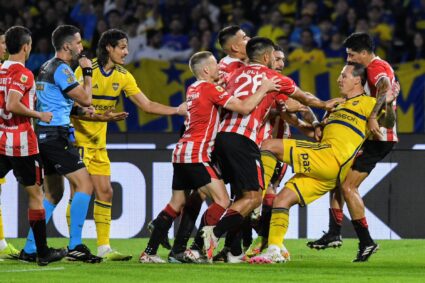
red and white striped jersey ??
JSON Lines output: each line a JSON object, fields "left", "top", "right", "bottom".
{"left": 218, "top": 55, "right": 246, "bottom": 85}
{"left": 257, "top": 103, "right": 291, "bottom": 143}
{"left": 0, "top": 61, "right": 38, "bottom": 157}
{"left": 172, "top": 80, "right": 233, "bottom": 163}
{"left": 365, "top": 56, "right": 398, "bottom": 142}
{"left": 219, "top": 64, "right": 295, "bottom": 146}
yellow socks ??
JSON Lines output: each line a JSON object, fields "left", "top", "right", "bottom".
{"left": 261, "top": 150, "right": 278, "bottom": 194}
{"left": 268, "top": 207, "right": 289, "bottom": 248}
{"left": 94, "top": 200, "right": 112, "bottom": 247}
{"left": 66, "top": 199, "right": 71, "bottom": 233}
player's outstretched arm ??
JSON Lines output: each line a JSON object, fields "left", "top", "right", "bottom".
{"left": 224, "top": 75, "right": 280, "bottom": 115}
{"left": 291, "top": 88, "right": 344, "bottom": 111}
{"left": 128, "top": 92, "right": 187, "bottom": 116}
{"left": 6, "top": 90, "right": 52, "bottom": 123}
{"left": 280, "top": 111, "right": 315, "bottom": 139}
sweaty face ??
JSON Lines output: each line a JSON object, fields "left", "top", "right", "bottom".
{"left": 0, "top": 35, "right": 6, "bottom": 59}
{"left": 67, "top": 32, "right": 84, "bottom": 61}
{"left": 232, "top": 29, "right": 250, "bottom": 57}
{"left": 109, "top": 38, "right": 129, "bottom": 65}
{"left": 337, "top": 65, "right": 357, "bottom": 96}
{"left": 273, "top": 50, "right": 285, "bottom": 72}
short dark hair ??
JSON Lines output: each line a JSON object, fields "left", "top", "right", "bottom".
{"left": 273, "top": 44, "right": 284, "bottom": 53}
{"left": 343, "top": 32, "right": 374, "bottom": 53}
{"left": 218, "top": 25, "right": 241, "bottom": 49}
{"left": 5, "top": 26, "right": 31, "bottom": 55}
{"left": 97, "top": 29, "right": 128, "bottom": 67}
{"left": 347, "top": 61, "right": 367, "bottom": 85}
{"left": 52, "top": 25, "right": 80, "bottom": 51}
{"left": 189, "top": 51, "right": 213, "bottom": 76}
{"left": 246, "top": 37, "right": 274, "bottom": 61}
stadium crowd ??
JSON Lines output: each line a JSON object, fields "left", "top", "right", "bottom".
{"left": 0, "top": 0, "right": 425, "bottom": 74}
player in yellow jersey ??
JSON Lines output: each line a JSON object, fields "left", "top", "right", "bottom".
{"left": 0, "top": 28, "right": 19, "bottom": 260}
{"left": 249, "top": 62, "right": 388, "bottom": 264}
{"left": 68, "top": 29, "right": 186, "bottom": 261}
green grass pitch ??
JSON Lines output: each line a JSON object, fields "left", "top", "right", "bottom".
{"left": 0, "top": 238, "right": 424, "bottom": 283}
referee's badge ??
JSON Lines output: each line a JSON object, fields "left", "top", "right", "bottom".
{"left": 112, "top": 82, "right": 119, "bottom": 91}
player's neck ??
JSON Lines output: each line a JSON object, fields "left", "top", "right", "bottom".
{"left": 103, "top": 60, "right": 115, "bottom": 72}
{"left": 55, "top": 51, "right": 72, "bottom": 65}
{"left": 346, "top": 89, "right": 364, "bottom": 99}
{"left": 7, "top": 54, "right": 25, "bottom": 65}
{"left": 364, "top": 53, "right": 376, "bottom": 66}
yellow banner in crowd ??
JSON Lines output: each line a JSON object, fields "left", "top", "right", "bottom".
{"left": 112, "top": 59, "right": 425, "bottom": 133}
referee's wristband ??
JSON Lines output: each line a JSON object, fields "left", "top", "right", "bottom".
{"left": 82, "top": 67, "right": 92, "bottom": 77}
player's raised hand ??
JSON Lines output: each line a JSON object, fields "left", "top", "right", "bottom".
{"left": 78, "top": 56, "right": 92, "bottom": 69}
{"left": 284, "top": 98, "right": 308, "bottom": 113}
{"left": 259, "top": 75, "right": 281, "bottom": 94}
{"left": 82, "top": 106, "right": 95, "bottom": 117}
{"left": 324, "top": 97, "right": 345, "bottom": 112}
{"left": 39, "top": 112, "right": 53, "bottom": 123}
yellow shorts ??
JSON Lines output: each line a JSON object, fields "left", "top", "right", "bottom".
{"left": 282, "top": 139, "right": 354, "bottom": 206}
{"left": 0, "top": 177, "right": 5, "bottom": 185}
{"left": 77, "top": 147, "right": 111, "bottom": 176}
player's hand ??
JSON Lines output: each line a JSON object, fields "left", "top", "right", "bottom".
{"left": 176, "top": 102, "right": 187, "bottom": 116}
{"left": 101, "top": 110, "right": 129, "bottom": 121}
{"left": 368, "top": 117, "right": 383, "bottom": 139}
{"left": 259, "top": 75, "right": 280, "bottom": 93}
{"left": 78, "top": 56, "right": 92, "bottom": 69}
{"left": 284, "top": 98, "right": 308, "bottom": 113}
{"left": 387, "top": 80, "right": 400, "bottom": 104}
{"left": 82, "top": 106, "right": 95, "bottom": 117}
{"left": 324, "top": 97, "right": 345, "bottom": 112}
{"left": 39, "top": 112, "right": 53, "bottom": 123}
{"left": 313, "top": 125, "right": 323, "bottom": 141}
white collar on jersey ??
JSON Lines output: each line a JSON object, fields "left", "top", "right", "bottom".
{"left": 1, "top": 60, "right": 25, "bottom": 69}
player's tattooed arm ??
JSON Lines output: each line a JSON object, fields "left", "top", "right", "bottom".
{"left": 368, "top": 77, "right": 392, "bottom": 138}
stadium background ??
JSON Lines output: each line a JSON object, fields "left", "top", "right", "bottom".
{"left": 1, "top": 0, "right": 425, "bottom": 239}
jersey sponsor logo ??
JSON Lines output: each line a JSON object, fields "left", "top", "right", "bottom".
{"left": 93, "top": 104, "right": 115, "bottom": 111}
{"left": 112, "top": 83, "right": 119, "bottom": 91}
{"left": 300, "top": 153, "right": 311, "bottom": 173}
{"left": 332, "top": 112, "right": 358, "bottom": 125}
{"left": 20, "top": 74, "right": 28, "bottom": 83}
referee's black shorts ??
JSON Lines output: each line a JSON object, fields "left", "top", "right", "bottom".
{"left": 352, "top": 140, "right": 395, "bottom": 174}
{"left": 212, "top": 132, "right": 264, "bottom": 197}
{"left": 36, "top": 125, "right": 85, "bottom": 176}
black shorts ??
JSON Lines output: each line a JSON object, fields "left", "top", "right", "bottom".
{"left": 36, "top": 125, "right": 85, "bottom": 176}
{"left": 212, "top": 132, "right": 264, "bottom": 195}
{"left": 172, "top": 162, "right": 219, "bottom": 191}
{"left": 0, "top": 154, "right": 43, "bottom": 186}
{"left": 352, "top": 140, "right": 395, "bottom": 174}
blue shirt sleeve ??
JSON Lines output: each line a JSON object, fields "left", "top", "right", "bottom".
{"left": 53, "top": 63, "right": 79, "bottom": 93}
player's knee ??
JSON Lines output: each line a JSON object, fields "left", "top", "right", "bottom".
{"left": 247, "top": 191, "right": 262, "bottom": 209}
{"left": 96, "top": 185, "right": 113, "bottom": 202}
{"left": 341, "top": 182, "right": 357, "bottom": 198}
{"left": 215, "top": 197, "right": 230, "bottom": 208}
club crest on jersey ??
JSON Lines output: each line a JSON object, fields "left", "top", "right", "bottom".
{"left": 215, "top": 85, "right": 224, "bottom": 92}
{"left": 20, "top": 74, "right": 28, "bottom": 83}
{"left": 352, "top": 100, "right": 359, "bottom": 106}
{"left": 112, "top": 83, "right": 119, "bottom": 91}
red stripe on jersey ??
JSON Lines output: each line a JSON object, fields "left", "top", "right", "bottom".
{"left": 0, "top": 61, "right": 38, "bottom": 156}
{"left": 173, "top": 81, "right": 232, "bottom": 163}
{"left": 366, "top": 57, "right": 398, "bottom": 142}
{"left": 219, "top": 64, "right": 294, "bottom": 146}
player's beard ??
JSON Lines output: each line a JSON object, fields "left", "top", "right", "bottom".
{"left": 70, "top": 49, "right": 80, "bottom": 62}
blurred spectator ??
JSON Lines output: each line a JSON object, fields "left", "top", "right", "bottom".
{"left": 162, "top": 18, "right": 189, "bottom": 51}
{"left": 318, "top": 18, "right": 335, "bottom": 48}
{"left": 403, "top": 32, "right": 425, "bottom": 62}
{"left": 136, "top": 2, "right": 162, "bottom": 34}
{"left": 277, "top": 0, "right": 298, "bottom": 25}
{"left": 324, "top": 32, "right": 345, "bottom": 65}
{"left": 91, "top": 19, "right": 108, "bottom": 56}
{"left": 331, "top": 0, "right": 349, "bottom": 32}
{"left": 26, "top": 37, "right": 54, "bottom": 74}
{"left": 106, "top": 9, "right": 122, "bottom": 29}
{"left": 125, "top": 17, "right": 147, "bottom": 64}
{"left": 276, "top": 36, "right": 293, "bottom": 57}
{"left": 257, "top": 11, "right": 286, "bottom": 43}
{"left": 289, "top": 8, "right": 321, "bottom": 47}
{"left": 288, "top": 28, "right": 326, "bottom": 65}
{"left": 406, "top": 0, "right": 425, "bottom": 36}
{"left": 135, "top": 29, "right": 192, "bottom": 61}
{"left": 228, "top": 3, "right": 255, "bottom": 36}
{"left": 70, "top": 0, "right": 97, "bottom": 43}
{"left": 340, "top": 8, "right": 358, "bottom": 35}
{"left": 192, "top": 0, "right": 220, "bottom": 26}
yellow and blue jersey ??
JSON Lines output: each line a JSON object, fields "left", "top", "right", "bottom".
{"left": 72, "top": 59, "right": 140, "bottom": 148}
{"left": 322, "top": 94, "right": 377, "bottom": 165}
